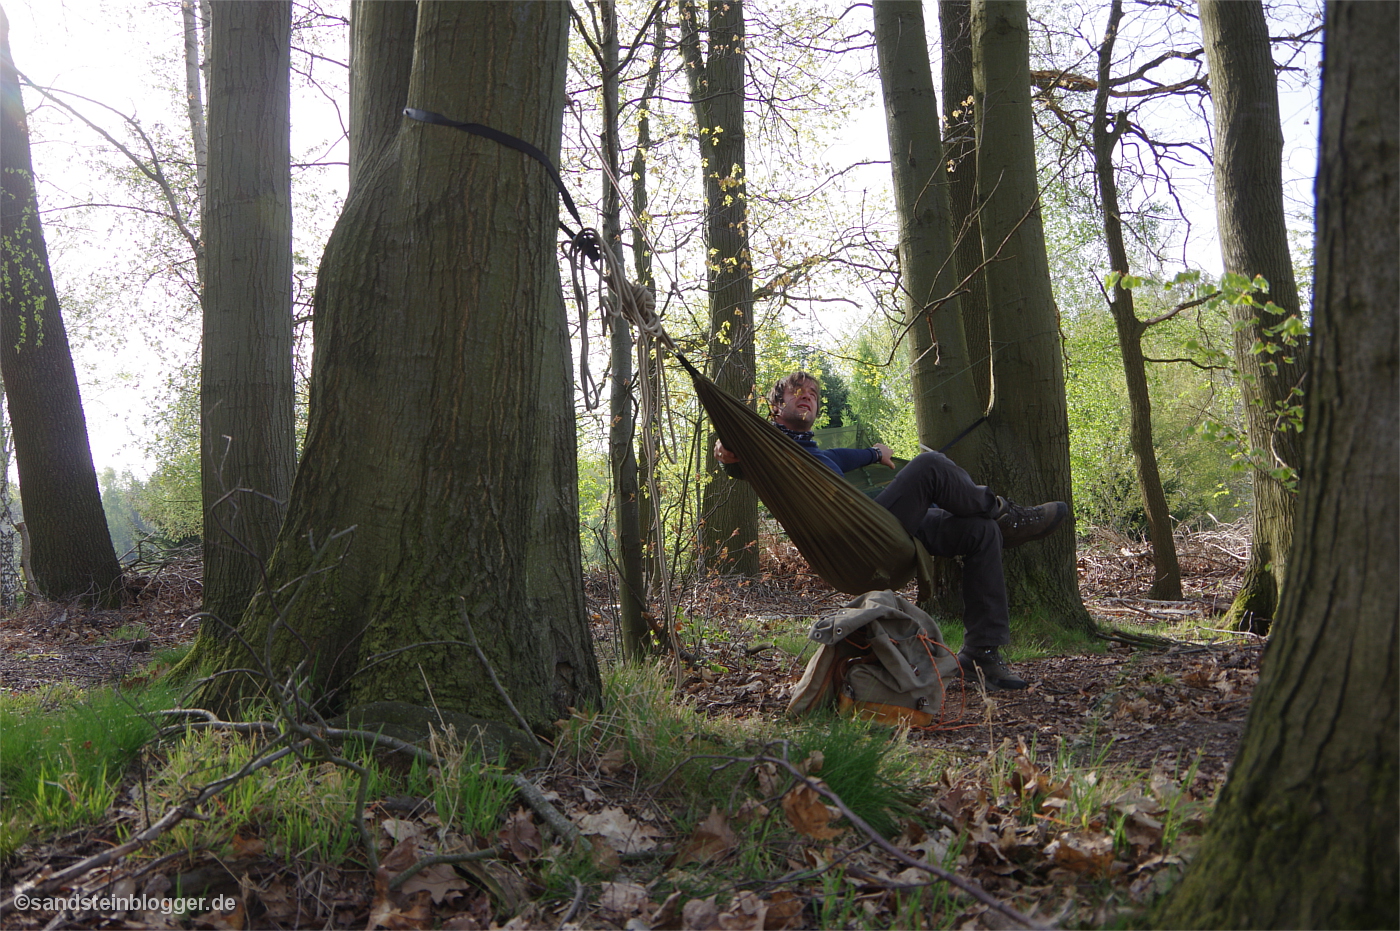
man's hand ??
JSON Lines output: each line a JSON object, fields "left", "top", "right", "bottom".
{"left": 872, "top": 443, "right": 894, "bottom": 469}
{"left": 714, "top": 438, "right": 740, "bottom": 465}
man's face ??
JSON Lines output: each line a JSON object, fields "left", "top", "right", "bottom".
{"left": 774, "top": 379, "right": 819, "bottom": 431}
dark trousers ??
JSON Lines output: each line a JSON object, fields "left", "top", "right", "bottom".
{"left": 874, "top": 452, "right": 1010, "bottom": 648}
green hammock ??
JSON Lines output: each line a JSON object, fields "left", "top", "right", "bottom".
{"left": 678, "top": 356, "right": 937, "bottom": 598}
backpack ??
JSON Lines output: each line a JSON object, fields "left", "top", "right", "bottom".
{"left": 787, "top": 590, "right": 962, "bottom": 727}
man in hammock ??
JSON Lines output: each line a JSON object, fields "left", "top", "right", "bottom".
{"left": 715, "top": 371, "right": 1067, "bottom": 691}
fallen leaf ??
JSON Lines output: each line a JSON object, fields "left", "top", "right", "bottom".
{"left": 498, "top": 807, "right": 542, "bottom": 863}
{"left": 575, "top": 806, "right": 662, "bottom": 853}
{"left": 782, "top": 783, "right": 843, "bottom": 840}
{"left": 191, "top": 897, "right": 245, "bottom": 930}
{"left": 587, "top": 834, "right": 621, "bottom": 874}
{"left": 230, "top": 834, "right": 265, "bottom": 858}
{"left": 765, "top": 890, "right": 805, "bottom": 929}
{"left": 681, "top": 896, "right": 720, "bottom": 930}
{"left": 599, "top": 746, "right": 627, "bottom": 775}
{"left": 1043, "top": 831, "right": 1115, "bottom": 877}
{"left": 382, "top": 819, "right": 423, "bottom": 844}
{"left": 671, "top": 806, "right": 739, "bottom": 867}
{"left": 717, "top": 890, "right": 766, "bottom": 930}
{"left": 399, "top": 862, "right": 470, "bottom": 905}
{"left": 598, "top": 881, "right": 651, "bottom": 916}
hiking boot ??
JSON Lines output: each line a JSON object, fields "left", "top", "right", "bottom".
{"left": 956, "top": 646, "right": 1028, "bottom": 691}
{"left": 993, "top": 497, "right": 1069, "bottom": 548}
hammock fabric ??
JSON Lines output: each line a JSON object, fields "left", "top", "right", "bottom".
{"left": 677, "top": 356, "right": 937, "bottom": 598}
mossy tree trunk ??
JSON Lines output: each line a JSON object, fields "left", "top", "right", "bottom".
{"left": 1090, "top": 1, "right": 1182, "bottom": 600}
{"left": 190, "top": 1, "right": 601, "bottom": 729}
{"left": 873, "top": 1, "right": 984, "bottom": 469}
{"left": 0, "top": 7, "right": 121, "bottom": 605}
{"left": 1158, "top": 5, "right": 1397, "bottom": 923}
{"left": 1200, "top": 0, "right": 1307, "bottom": 634}
{"left": 971, "top": 0, "right": 1090, "bottom": 630}
{"left": 199, "top": 0, "right": 295, "bottom": 635}
{"left": 680, "top": 0, "right": 760, "bottom": 578}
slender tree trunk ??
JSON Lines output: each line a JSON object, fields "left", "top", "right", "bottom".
{"left": 348, "top": 0, "right": 415, "bottom": 196}
{"left": 632, "top": 13, "right": 665, "bottom": 593}
{"left": 971, "top": 0, "right": 1089, "bottom": 629}
{"left": 1091, "top": 1, "right": 1182, "bottom": 599}
{"left": 938, "top": 0, "right": 991, "bottom": 412}
{"left": 873, "top": 1, "right": 983, "bottom": 468}
{"left": 1159, "top": 5, "right": 1397, "bottom": 923}
{"left": 1199, "top": 0, "right": 1307, "bottom": 634}
{"left": 193, "top": 1, "right": 600, "bottom": 728}
{"left": 598, "top": 0, "right": 648, "bottom": 658}
{"left": 180, "top": 0, "right": 208, "bottom": 281}
{"left": 199, "top": 0, "right": 295, "bottom": 635}
{"left": 0, "top": 7, "right": 122, "bottom": 606}
{"left": 680, "top": 0, "right": 759, "bottom": 577}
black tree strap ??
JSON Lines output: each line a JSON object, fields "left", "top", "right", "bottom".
{"left": 403, "top": 107, "right": 599, "bottom": 262}
{"left": 938, "top": 415, "right": 988, "bottom": 454}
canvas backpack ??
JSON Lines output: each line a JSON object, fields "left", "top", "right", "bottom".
{"left": 786, "top": 590, "right": 962, "bottom": 727}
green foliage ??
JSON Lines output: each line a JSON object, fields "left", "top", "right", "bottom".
{"left": 137, "top": 366, "right": 202, "bottom": 542}
{"left": 0, "top": 682, "right": 179, "bottom": 855}
{"left": 793, "top": 715, "right": 916, "bottom": 838}
{"left": 99, "top": 468, "right": 154, "bottom": 561}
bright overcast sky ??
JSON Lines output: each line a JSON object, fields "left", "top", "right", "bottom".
{"left": 6, "top": 0, "right": 1319, "bottom": 478}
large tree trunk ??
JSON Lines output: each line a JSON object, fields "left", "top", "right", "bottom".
{"left": 873, "top": 1, "right": 984, "bottom": 467}
{"left": 193, "top": 2, "right": 601, "bottom": 728}
{"left": 970, "top": 0, "right": 1089, "bottom": 629}
{"left": 680, "top": 0, "right": 760, "bottom": 578}
{"left": 598, "top": 0, "right": 649, "bottom": 658}
{"left": 1158, "top": 5, "right": 1398, "bottom": 924}
{"left": 1199, "top": 0, "right": 1307, "bottom": 634}
{"left": 0, "top": 6, "right": 122, "bottom": 605}
{"left": 347, "top": 0, "right": 415, "bottom": 196}
{"left": 199, "top": 0, "right": 295, "bottom": 635}
{"left": 938, "top": 0, "right": 992, "bottom": 412}
{"left": 1091, "top": 1, "right": 1182, "bottom": 600}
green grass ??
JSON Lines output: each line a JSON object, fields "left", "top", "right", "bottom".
{"left": 0, "top": 681, "right": 180, "bottom": 855}
{"left": 792, "top": 714, "right": 917, "bottom": 838}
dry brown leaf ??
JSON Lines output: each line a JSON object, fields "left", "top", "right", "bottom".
{"left": 681, "top": 896, "right": 721, "bottom": 930}
{"left": 598, "top": 746, "right": 627, "bottom": 775}
{"left": 598, "top": 881, "right": 651, "bottom": 915}
{"left": 575, "top": 806, "right": 662, "bottom": 853}
{"left": 191, "top": 897, "right": 245, "bottom": 930}
{"left": 399, "top": 862, "right": 470, "bottom": 905}
{"left": 498, "top": 807, "right": 542, "bottom": 863}
{"left": 382, "top": 819, "right": 424, "bottom": 844}
{"left": 587, "top": 834, "right": 621, "bottom": 874}
{"left": 765, "top": 890, "right": 805, "bottom": 930}
{"left": 781, "top": 783, "right": 843, "bottom": 840}
{"left": 670, "top": 806, "right": 739, "bottom": 867}
{"left": 734, "top": 799, "right": 769, "bottom": 824}
{"left": 229, "top": 834, "right": 265, "bottom": 858}
{"left": 1043, "top": 831, "right": 1115, "bottom": 876}
{"left": 717, "top": 890, "right": 766, "bottom": 930}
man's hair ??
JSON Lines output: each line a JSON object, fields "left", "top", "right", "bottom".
{"left": 768, "top": 370, "right": 820, "bottom": 416}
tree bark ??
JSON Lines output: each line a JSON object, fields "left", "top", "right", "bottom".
{"left": 1158, "top": 4, "right": 1397, "bottom": 924}
{"left": 598, "top": 0, "right": 649, "bottom": 658}
{"left": 680, "top": 0, "right": 760, "bottom": 577}
{"left": 0, "top": 6, "right": 122, "bottom": 605}
{"left": 1091, "top": 1, "right": 1182, "bottom": 600}
{"left": 199, "top": 0, "right": 295, "bottom": 635}
{"left": 971, "top": 0, "right": 1089, "bottom": 629}
{"left": 938, "top": 0, "right": 992, "bottom": 412}
{"left": 180, "top": 0, "right": 208, "bottom": 275}
{"left": 348, "top": 0, "right": 415, "bottom": 196}
{"left": 1199, "top": 0, "right": 1307, "bottom": 634}
{"left": 193, "top": 1, "right": 601, "bottom": 728}
{"left": 873, "top": 1, "right": 984, "bottom": 468}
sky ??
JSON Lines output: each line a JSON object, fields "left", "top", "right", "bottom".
{"left": 6, "top": 0, "right": 1321, "bottom": 479}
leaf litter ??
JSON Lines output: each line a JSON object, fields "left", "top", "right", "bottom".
{"left": 1, "top": 525, "right": 1260, "bottom": 928}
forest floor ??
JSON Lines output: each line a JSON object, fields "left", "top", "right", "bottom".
{"left": 0, "top": 523, "right": 1263, "bottom": 930}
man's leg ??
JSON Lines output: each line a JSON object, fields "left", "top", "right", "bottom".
{"left": 875, "top": 452, "right": 998, "bottom": 532}
{"left": 913, "top": 508, "right": 1028, "bottom": 691}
